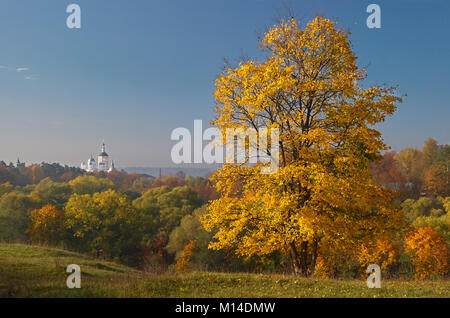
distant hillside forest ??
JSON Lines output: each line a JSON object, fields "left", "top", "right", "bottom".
{"left": 0, "top": 138, "right": 448, "bottom": 278}
{"left": 370, "top": 138, "right": 449, "bottom": 199}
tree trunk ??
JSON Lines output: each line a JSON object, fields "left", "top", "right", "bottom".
{"left": 290, "top": 241, "right": 311, "bottom": 277}
{"left": 290, "top": 240, "right": 319, "bottom": 277}
{"left": 289, "top": 241, "right": 302, "bottom": 276}
{"left": 308, "top": 239, "right": 318, "bottom": 277}
{"left": 299, "top": 241, "right": 309, "bottom": 276}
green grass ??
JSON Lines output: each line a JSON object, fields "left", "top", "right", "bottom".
{"left": 0, "top": 243, "right": 448, "bottom": 298}
{"left": 0, "top": 243, "right": 143, "bottom": 297}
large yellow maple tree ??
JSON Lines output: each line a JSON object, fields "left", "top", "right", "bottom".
{"left": 201, "top": 17, "right": 405, "bottom": 276}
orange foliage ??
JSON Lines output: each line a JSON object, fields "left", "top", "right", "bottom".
{"left": 106, "top": 171, "right": 142, "bottom": 190}
{"left": 149, "top": 176, "right": 186, "bottom": 190}
{"left": 58, "top": 171, "right": 78, "bottom": 182}
{"left": 369, "top": 151, "right": 405, "bottom": 187}
{"left": 314, "top": 255, "right": 340, "bottom": 278}
{"left": 405, "top": 227, "right": 449, "bottom": 279}
{"left": 423, "top": 165, "right": 447, "bottom": 197}
{"left": 176, "top": 240, "right": 196, "bottom": 272}
{"left": 27, "top": 204, "right": 65, "bottom": 245}
{"left": 191, "top": 183, "right": 219, "bottom": 202}
{"left": 357, "top": 237, "right": 401, "bottom": 274}
{"left": 22, "top": 165, "right": 45, "bottom": 184}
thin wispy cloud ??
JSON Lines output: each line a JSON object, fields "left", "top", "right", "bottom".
{"left": 16, "top": 67, "right": 29, "bottom": 72}
{"left": 0, "top": 65, "right": 6, "bottom": 69}
{"left": 24, "top": 73, "right": 39, "bottom": 80}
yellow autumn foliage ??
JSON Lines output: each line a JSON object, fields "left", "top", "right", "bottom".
{"left": 357, "top": 236, "right": 401, "bottom": 276}
{"left": 27, "top": 204, "right": 65, "bottom": 245}
{"left": 202, "top": 16, "right": 405, "bottom": 277}
{"left": 176, "top": 240, "right": 197, "bottom": 273}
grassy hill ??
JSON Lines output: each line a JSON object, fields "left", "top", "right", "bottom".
{"left": 0, "top": 243, "right": 448, "bottom": 298}
{"left": 0, "top": 243, "right": 142, "bottom": 297}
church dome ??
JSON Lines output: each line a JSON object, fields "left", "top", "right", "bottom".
{"left": 81, "top": 142, "right": 115, "bottom": 173}
{"left": 99, "top": 143, "right": 108, "bottom": 157}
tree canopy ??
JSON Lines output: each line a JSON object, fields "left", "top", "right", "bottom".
{"left": 202, "top": 17, "right": 405, "bottom": 276}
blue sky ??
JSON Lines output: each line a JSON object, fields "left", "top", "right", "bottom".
{"left": 0, "top": 0, "right": 449, "bottom": 167}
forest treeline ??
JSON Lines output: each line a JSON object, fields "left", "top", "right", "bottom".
{"left": 0, "top": 137, "right": 448, "bottom": 278}
{"left": 370, "top": 138, "right": 449, "bottom": 199}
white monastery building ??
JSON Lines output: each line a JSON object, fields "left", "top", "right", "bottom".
{"left": 81, "top": 142, "right": 116, "bottom": 172}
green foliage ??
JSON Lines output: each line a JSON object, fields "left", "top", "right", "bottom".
{"left": 64, "top": 189, "right": 154, "bottom": 264}
{"left": 129, "top": 177, "right": 153, "bottom": 193}
{"left": 29, "top": 178, "right": 72, "bottom": 209}
{"left": 0, "top": 182, "right": 13, "bottom": 197}
{"left": 167, "top": 206, "right": 227, "bottom": 271}
{"left": 39, "top": 162, "right": 83, "bottom": 180}
{"left": 0, "top": 192, "right": 37, "bottom": 242}
{"left": 167, "top": 207, "right": 207, "bottom": 259}
{"left": 122, "top": 189, "right": 141, "bottom": 201}
{"left": 403, "top": 196, "right": 450, "bottom": 242}
{"left": 0, "top": 162, "right": 84, "bottom": 186}
{"left": 133, "top": 185, "right": 203, "bottom": 238}
{"left": 69, "top": 175, "right": 115, "bottom": 195}
{"left": 413, "top": 213, "right": 450, "bottom": 243}
{"left": 401, "top": 197, "right": 441, "bottom": 222}
{"left": 185, "top": 176, "right": 206, "bottom": 187}
{"left": 440, "top": 197, "right": 450, "bottom": 214}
